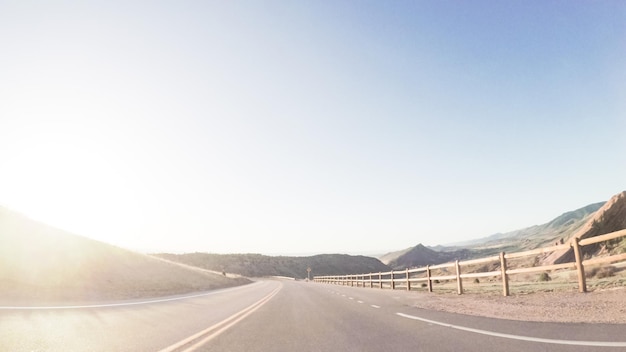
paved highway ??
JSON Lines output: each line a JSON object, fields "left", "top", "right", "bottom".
{"left": 1, "top": 279, "right": 625, "bottom": 351}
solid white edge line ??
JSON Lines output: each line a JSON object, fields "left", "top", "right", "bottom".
{"left": 0, "top": 281, "right": 264, "bottom": 310}
{"left": 396, "top": 313, "right": 626, "bottom": 347}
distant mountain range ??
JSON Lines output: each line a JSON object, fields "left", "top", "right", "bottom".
{"left": 381, "top": 191, "right": 626, "bottom": 270}
{"left": 445, "top": 202, "right": 604, "bottom": 249}
{"left": 155, "top": 252, "right": 390, "bottom": 279}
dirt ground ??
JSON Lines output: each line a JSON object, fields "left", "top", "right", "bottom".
{"left": 402, "top": 286, "right": 626, "bottom": 324}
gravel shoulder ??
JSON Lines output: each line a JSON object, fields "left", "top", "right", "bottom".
{"left": 403, "top": 287, "right": 626, "bottom": 324}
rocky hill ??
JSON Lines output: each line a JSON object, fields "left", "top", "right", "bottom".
{"left": 155, "top": 252, "right": 390, "bottom": 279}
{"left": 0, "top": 206, "right": 249, "bottom": 304}
{"left": 545, "top": 191, "right": 626, "bottom": 265}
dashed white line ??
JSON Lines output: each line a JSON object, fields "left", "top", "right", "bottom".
{"left": 396, "top": 313, "right": 626, "bottom": 347}
{"left": 370, "top": 305, "right": 381, "bottom": 309}
{"left": 357, "top": 300, "right": 364, "bottom": 304}
{"left": 348, "top": 297, "right": 354, "bottom": 300}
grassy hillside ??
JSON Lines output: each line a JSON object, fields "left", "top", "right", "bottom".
{"left": 0, "top": 206, "right": 249, "bottom": 304}
{"left": 155, "top": 252, "right": 390, "bottom": 279}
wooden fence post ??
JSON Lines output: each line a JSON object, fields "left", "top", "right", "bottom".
{"left": 426, "top": 265, "right": 432, "bottom": 292}
{"left": 573, "top": 237, "right": 587, "bottom": 293}
{"left": 455, "top": 260, "right": 463, "bottom": 295}
{"left": 500, "top": 252, "right": 509, "bottom": 297}
{"left": 390, "top": 270, "right": 395, "bottom": 290}
{"left": 406, "top": 268, "right": 411, "bottom": 291}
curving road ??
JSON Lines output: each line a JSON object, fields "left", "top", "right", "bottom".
{"left": 1, "top": 279, "right": 624, "bottom": 351}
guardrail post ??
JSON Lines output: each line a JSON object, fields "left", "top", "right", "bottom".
{"left": 390, "top": 270, "right": 395, "bottom": 290}
{"left": 406, "top": 268, "right": 411, "bottom": 291}
{"left": 426, "top": 265, "right": 432, "bottom": 292}
{"left": 500, "top": 252, "right": 509, "bottom": 297}
{"left": 379, "top": 272, "right": 382, "bottom": 289}
{"left": 369, "top": 273, "right": 373, "bottom": 288}
{"left": 572, "top": 237, "right": 587, "bottom": 293}
{"left": 455, "top": 260, "right": 463, "bottom": 295}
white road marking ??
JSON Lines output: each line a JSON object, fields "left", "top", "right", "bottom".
{"left": 348, "top": 297, "right": 354, "bottom": 300}
{"left": 370, "top": 305, "right": 381, "bottom": 309}
{"left": 396, "top": 313, "right": 626, "bottom": 347}
{"left": 159, "top": 284, "right": 282, "bottom": 352}
{"left": 0, "top": 281, "right": 264, "bottom": 310}
{"left": 357, "top": 300, "right": 364, "bottom": 304}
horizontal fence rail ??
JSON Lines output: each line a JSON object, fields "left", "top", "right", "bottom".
{"left": 314, "top": 229, "right": 626, "bottom": 296}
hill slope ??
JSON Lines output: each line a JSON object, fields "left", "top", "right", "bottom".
{"left": 155, "top": 252, "right": 390, "bottom": 279}
{"left": 546, "top": 191, "right": 626, "bottom": 264}
{"left": 0, "top": 206, "right": 249, "bottom": 304}
{"left": 387, "top": 244, "right": 471, "bottom": 270}
{"left": 378, "top": 247, "right": 412, "bottom": 265}
{"left": 381, "top": 200, "right": 607, "bottom": 270}
{"left": 442, "top": 201, "right": 604, "bottom": 256}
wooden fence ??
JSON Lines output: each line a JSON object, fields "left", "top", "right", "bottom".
{"left": 313, "top": 229, "right": 626, "bottom": 296}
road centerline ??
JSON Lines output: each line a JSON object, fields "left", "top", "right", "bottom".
{"left": 159, "top": 283, "right": 282, "bottom": 352}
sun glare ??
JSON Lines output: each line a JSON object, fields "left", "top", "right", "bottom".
{"left": 1, "top": 111, "right": 138, "bottom": 247}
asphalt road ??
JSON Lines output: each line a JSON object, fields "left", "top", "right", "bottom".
{"left": 1, "top": 279, "right": 625, "bottom": 351}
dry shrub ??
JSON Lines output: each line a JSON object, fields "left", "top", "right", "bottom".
{"left": 586, "top": 265, "right": 617, "bottom": 279}
{"left": 597, "top": 266, "right": 616, "bottom": 278}
{"left": 538, "top": 272, "right": 551, "bottom": 282}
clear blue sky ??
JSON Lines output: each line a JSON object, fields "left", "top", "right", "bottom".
{"left": 1, "top": 1, "right": 624, "bottom": 255}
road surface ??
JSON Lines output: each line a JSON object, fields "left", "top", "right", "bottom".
{"left": 1, "top": 279, "right": 625, "bottom": 351}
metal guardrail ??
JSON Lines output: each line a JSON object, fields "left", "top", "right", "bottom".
{"left": 314, "top": 229, "right": 626, "bottom": 296}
